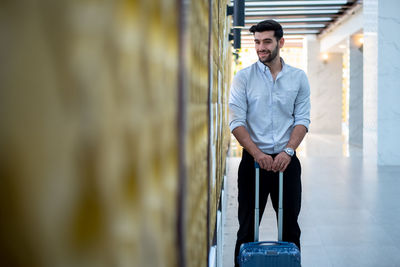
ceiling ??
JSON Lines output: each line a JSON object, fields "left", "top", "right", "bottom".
{"left": 232, "top": 0, "right": 362, "bottom": 47}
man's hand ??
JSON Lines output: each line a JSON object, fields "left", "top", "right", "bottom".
{"left": 272, "top": 152, "right": 291, "bottom": 172}
{"left": 254, "top": 151, "right": 274, "bottom": 171}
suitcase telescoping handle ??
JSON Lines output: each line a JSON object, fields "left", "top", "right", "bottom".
{"left": 254, "top": 162, "right": 283, "bottom": 242}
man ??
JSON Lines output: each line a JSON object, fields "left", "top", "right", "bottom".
{"left": 229, "top": 20, "right": 310, "bottom": 266}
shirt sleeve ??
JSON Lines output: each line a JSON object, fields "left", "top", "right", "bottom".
{"left": 293, "top": 71, "right": 311, "bottom": 131}
{"left": 229, "top": 71, "right": 248, "bottom": 132}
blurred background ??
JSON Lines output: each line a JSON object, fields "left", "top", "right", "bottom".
{"left": 1, "top": 0, "right": 399, "bottom": 267}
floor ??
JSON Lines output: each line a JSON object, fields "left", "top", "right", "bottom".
{"left": 222, "top": 134, "right": 400, "bottom": 267}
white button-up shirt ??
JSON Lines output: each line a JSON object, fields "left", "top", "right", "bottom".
{"left": 229, "top": 59, "right": 311, "bottom": 154}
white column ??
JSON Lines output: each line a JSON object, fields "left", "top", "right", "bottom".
{"left": 306, "top": 35, "right": 342, "bottom": 135}
{"left": 363, "top": 0, "right": 378, "bottom": 163}
{"left": 349, "top": 34, "right": 363, "bottom": 147}
{"left": 364, "top": 0, "right": 400, "bottom": 165}
{"left": 377, "top": 0, "right": 400, "bottom": 165}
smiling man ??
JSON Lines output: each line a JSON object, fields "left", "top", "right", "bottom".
{"left": 229, "top": 20, "right": 311, "bottom": 267}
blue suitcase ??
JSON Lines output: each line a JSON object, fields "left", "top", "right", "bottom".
{"left": 238, "top": 162, "right": 301, "bottom": 266}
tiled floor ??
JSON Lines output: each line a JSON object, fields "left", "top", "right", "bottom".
{"left": 222, "top": 134, "right": 400, "bottom": 267}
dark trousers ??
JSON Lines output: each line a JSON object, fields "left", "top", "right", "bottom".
{"left": 234, "top": 149, "right": 302, "bottom": 267}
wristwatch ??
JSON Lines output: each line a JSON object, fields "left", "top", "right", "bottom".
{"left": 283, "top": 147, "right": 294, "bottom": 157}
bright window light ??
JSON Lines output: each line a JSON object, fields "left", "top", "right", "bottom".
{"left": 246, "top": 10, "right": 340, "bottom": 16}
{"left": 284, "top": 30, "right": 320, "bottom": 34}
{"left": 243, "top": 24, "right": 325, "bottom": 29}
{"left": 284, "top": 24, "right": 326, "bottom": 29}
{"left": 246, "top": 18, "right": 333, "bottom": 23}
{"left": 244, "top": 1, "right": 348, "bottom": 7}
{"left": 241, "top": 30, "right": 321, "bottom": 35}
{"left": 284, "top": 39, "right": 304, "bottom": 43}
{"left": 246, "top": 6, "right": 342, "bottom": 11}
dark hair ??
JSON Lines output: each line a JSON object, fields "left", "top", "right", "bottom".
{"left": 249, "top": 20, "right": 283, "bottom": 41}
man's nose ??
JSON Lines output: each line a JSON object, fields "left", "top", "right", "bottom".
{"left": 259, "top": 43, "right": 268, "bottom": 50}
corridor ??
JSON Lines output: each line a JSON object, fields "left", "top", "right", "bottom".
{"left": 223, "top": 134, "right": 400, "bottom": 267}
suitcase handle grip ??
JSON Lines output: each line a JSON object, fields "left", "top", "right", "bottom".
{"left": 247, "top": 241, "right": 293, "bottom": 247}
{"left": 254, "top": 161, "right": 284, "bottom": 242}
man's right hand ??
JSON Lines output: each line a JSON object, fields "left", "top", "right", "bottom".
{"left": 254, "top": 151, "right": 273, "bottom": 171}
{"left": 232, "top": 126, "right": 274, "bottom": 170}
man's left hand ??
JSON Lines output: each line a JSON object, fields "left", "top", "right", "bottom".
{"left": 272, "top": 152, "right": 291, "bottom": 172}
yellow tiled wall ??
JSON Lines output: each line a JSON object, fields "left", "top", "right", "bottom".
{"left": 0, "top": 1, "right": 231, "bottom": 266}
{"left": 185, "top": 0, "right": 231, "bottom": 265}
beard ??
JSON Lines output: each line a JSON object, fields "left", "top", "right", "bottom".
{"left": 258, "top": 43, "right": 279, "bottom": 64}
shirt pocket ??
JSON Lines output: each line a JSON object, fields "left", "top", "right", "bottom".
{"left": 276, "top": 88, "right": 298, "bottom": 111}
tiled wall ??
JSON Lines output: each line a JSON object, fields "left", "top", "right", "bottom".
{"left": 0, "top": 1, "right": 231, "bottom": 266}
{"left": 184, "top": 0, "right": 231, "bottom": 265}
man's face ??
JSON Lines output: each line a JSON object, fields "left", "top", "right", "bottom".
{"left": 254, "top": 31, "right": 284, "bottom": 64}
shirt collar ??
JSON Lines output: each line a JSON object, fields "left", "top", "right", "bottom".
{"left": 256, "top": 58, "right": 287, "bottom": 74}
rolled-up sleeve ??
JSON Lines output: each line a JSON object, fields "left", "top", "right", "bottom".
{"left": 229, "top": 71, "right": 248, "bottom": 132}
{"left": 293, "top": 71, "right": 311, "bottom": 131}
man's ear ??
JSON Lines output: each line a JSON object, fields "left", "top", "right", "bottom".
{"left": 279, "top": 37, "right": 285, "bottom": 48}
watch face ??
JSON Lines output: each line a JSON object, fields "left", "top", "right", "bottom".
{"left": 285, "top": 148, "right": 294, "bottom": 156}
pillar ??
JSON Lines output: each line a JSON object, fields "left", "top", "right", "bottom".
{"left": 306, "top": 35, "right": 343, "bottom": 135}
{"left": 349, "top": 34, "right": 364, "bottom": 147}
{"left": 364, "top": 0, "right": 400, "bottom": 165}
